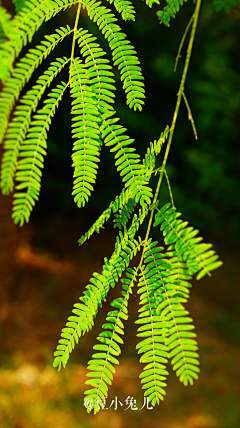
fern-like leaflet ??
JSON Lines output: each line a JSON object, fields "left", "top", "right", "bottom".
{"left": 84, "top": 267, "right": 137, "bottom": 414}
{"left": 83, "top": 0, "right": 145, "bottom": 111}
{"left": 154, "top": 203, "right": 223, "bottom": 280}
{"left": 156, "top": 0, "right": 189, "bottom": 27}
{"left": 136, "top": 254, "right": 171, "bottom": 406}
{"left": 0, "top": 25, "right": 73, "bottom": 143}
{"left": 76, "top": 28, "right": 116, "bottom": 114}
{"left": 113, "top": 197, "right": 136, "bottom": 229}
{"left": 143, "top": 239, "right": 200, "bottom": 387}
{"left": 1, "top": 57, "right": 70, "bottom": 195}
{"left": 0, "top": 0, "right": 78, "bottom": 81}
{"left": 105, "top": 0, "right": 136, "bottom": 21}
{"left": 143, "top": 125, "right": 169, "bottom": 177}
{"left": 12, "top": 82, "right": 69, "bottom": 225}
{"left": 54, "top": 206, "right": 147, "bottom": 370}
{"left": 70, "top": 57, "right": 103, "bottom": 208}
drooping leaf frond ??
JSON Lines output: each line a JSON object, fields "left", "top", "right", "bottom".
{"left": 0, "top": 25, "right": 73, "bottom": 141}
{"left": 12, "top": 82, "right": 69, "bottom": 226}
{"left": 0, "top": 0, "right": 78, "bottom": 79}
{"left": 101, "top": 110, "right": 153, "bottom": 206}
{"left": 78, "top": 187, "right": 132, "bottom": 246}
{"left": 54, "top": 219, "right": 144, "bottom": 371}
{"left": 143, "top": 125, "right": 169, "bottom": 177}
{"left": 1, "top": 57, "right": 70, "bottom": 195}
{"left": 135, "top": 254, "right": 170, "bottom": 406}
{"left": 105, "top": 0, "right": 136, "bottom": 21}
{"left": 0, "top": 0, "right": 223, "bottom": 409}
{"left": 154, "top": 203, "right": 223, "bottom": 280}
{"left": 142, "top": 239, "right": 200, "bottom": 387}
{"left": 83, "top": 0, "right": 146, "bottom": 111}
{"left": 156, "top": 0, "right": 188, "bottom": 27}
{"left": 74, "top": 29, "right": 152, "bottom": 208}
{"left": 76, "top": 27, "right": 116, "bottom": 114}
{"left": 70, "top": 57, "right": 102, "bottom": 208}
{"left": 162, "top": 250, "right": 192, "bottom": 300}
{"left": 113, "top": 197, "right": 136, "bottom": 229}
{"left": 84, "top": 267, "right": 137, "bottom": 414}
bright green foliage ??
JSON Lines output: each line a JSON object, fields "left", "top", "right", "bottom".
{"left": 154, "top": 203, "right": 223, "bottom": 280}
{"left": 1, "top": 57, "right": 70, "bottom": 195}
{"left": 113, "top": 197, "right": 136, "bottom": 228}
{"left": 136, "top": 258, "right": 170, "bottom": 405}
{"left": 105, "top": 0, "right": 136, "bottom": 21}
{"left": 145, "top": 0, "right": 160, "bottom": 7}
{"left": 82, "top": 0, "right": 146, "bottom": 111}
{"left": 84, "top": 268, "right": 137, "bottom": 414}
{"left": 70, "top": 57, "right": 102, "bottom": 208}
{"left": 78, "top": 187, "right": 131, "bottom": 246}
{"left": 13, "top": 82, "right": 69, "bottom": 226}
{"left": 0, "top": 25, "right": 73, "bottom": 143}
{"left": 0, "top": 0, "right": 223, "bottom": 415}
{"left": 143, "top": 125, "right": 169, "bottom": 177}
{"left": 156, "top": 0, "right": 188, "bottom": 27}
{"left": 0, "top": 0, "right": 77, "bottom": 81}
{"left": 54, "top": 217, "right": 145, "bottom": 371}
{"left": 101, "top": 110, "right": 153, "bottom": 206}
{"left": 143, "top": 240, "right": 200, "bottom": 387}
{"left": 76, "top": 28, "right": 116, "bottom": 113}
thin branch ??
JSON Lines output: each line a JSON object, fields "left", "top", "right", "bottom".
{"left": 164, "top": 169, "right": 175, "bottom": 208}
{"left": 174, "top": 15, "right": 194, "bottom": 73}
{"left": 70, "top": 1, "right": 82, "bottom": 65}
{"left": 138, "top": 0, "right": 202, "bottom": 269}
{"left": 182, "top": 91, "right": 198, "bottom": 140}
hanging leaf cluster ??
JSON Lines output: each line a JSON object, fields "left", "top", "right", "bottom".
{"left": 0, "top": 0, "right": 223, "bottom": 415}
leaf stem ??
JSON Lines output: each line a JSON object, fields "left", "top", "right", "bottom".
{"left": 164, "top": 169, "right": 175, "bottom": 208}
{"left": 70, "top": 2, "right": 82, "bottom": 66}
{"left": 174, "top": 14, "right": 194, "bottom": 72}
{"left": 182, "top": 91, "right": 198, "bottom": 140}
{"left": 139, "top": 0, "right": 202, "bottom": 269}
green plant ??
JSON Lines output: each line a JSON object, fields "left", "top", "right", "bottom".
{"left": 0, "top": 0, "right": 229, "bottom": 415}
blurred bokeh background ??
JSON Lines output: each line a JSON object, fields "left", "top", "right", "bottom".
{"left": 0, "top": 0, "right": 240, "bottom": 427}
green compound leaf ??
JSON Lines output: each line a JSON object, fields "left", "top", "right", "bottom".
{"left": 0, "top": 0, "right": 77, "bottom": 81}
{"left": 12, "top": 81, "right": 69, "bottom": 226}
{"left": 1, "top": 57, "right": 70, "bottom": 195}
{"left": 53, "top": 211, "right": 147, "bottom": 371}
{"left": 0, "top": 25, "right": 73, "bottom": 143}
{"left": 84, "top": 268, "right": 137, "bottom": 414}
{"left": 154, "top": 203, "right": 223, "bottom": 280}
{"left": 70, "top": 57, "right": 102, "bottom": 209}
{"left": 83, "top": 0, "right": 146, "bottom": 111}
{"left": 135, "top": 259, "right": 170, "bottom": 407}
{"left": 156, "top": 0, "right": 188, "bottom": 27}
